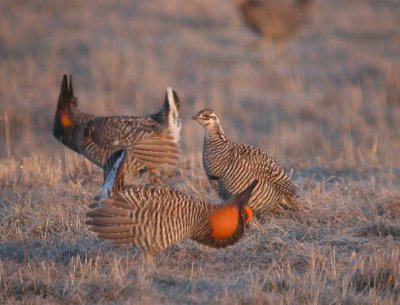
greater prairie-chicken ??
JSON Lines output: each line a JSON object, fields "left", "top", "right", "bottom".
{"left": 192, "top": 109, "right": 296, "bottom": 214}
{"left": 53, "top": 75, "right": 181, "bottom": 182}
{"left": 87, "top": 149, "right": 257, "bottom": 265}
{"left": 237, "top": 0, "right": 314, "bottom": 42}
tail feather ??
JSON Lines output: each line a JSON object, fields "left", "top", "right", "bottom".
{"left": 133, "top": 147, "right": 180, "bottom": 157}
{"left": 86, "top": 206, "right": 128, "bottom": 217}
{"left": 132, "top": 134, "right": 180, "bottom": 167}
{"left": 87, "top": 215, "right": 133, "bottom": 225}
{"left": 87, "top": 224, "right": 133, "bottom": 234}
{"left": 164, "top": 87, "right": 181, "bottom": 143}
{"left": 88, "top": 199, "right": 137, "bottom": 221}
{"left": 86, "top": 198, "right": 145, "bottom": 244}
{"left": 89, "top": 198, "right": 132, "bottom": 210}
{"left": 101, "top": 149, "right": 126, "bottom": 198}
{"left": 132, "top": 153, "right": 178, "bottom": 165}
{"left": 133, "top": 135, "right": 180, "bottom": 153}
{"left": 57, "top": 74, "right": 77, "bottom": 110}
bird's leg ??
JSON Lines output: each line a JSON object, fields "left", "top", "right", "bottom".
{"left": 144, "top": 252, "right": 155, "bottom": 268}
{"left": 137, "top": 253, "right": 154, "bottom": 290}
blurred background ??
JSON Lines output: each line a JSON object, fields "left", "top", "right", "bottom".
{"left": 0, "top": 0, "right": 399, "bottom": 168}
{"left": 1, "top": 2, "right": 400, "bottom": 304}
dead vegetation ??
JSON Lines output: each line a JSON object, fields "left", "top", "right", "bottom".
{"left": 0, "top": 0, "right": 399, "bottom": 304}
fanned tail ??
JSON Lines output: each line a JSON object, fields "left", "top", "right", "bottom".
{"left": 86, "top": 198, "right": 145, "bottom": 244}
{"left": 132, "top": 134, "right": 180, "bottom": 168}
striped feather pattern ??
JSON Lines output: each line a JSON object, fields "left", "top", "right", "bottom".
{"left": 52, "top": 75, "right": 181, "bottom": 181}
{"left": 87, "top": 150, "right": 256, "bottom": 263}
{"left": 193, "top": 109, "right": 297, "bottom": 213}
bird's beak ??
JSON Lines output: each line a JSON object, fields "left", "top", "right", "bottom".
{"left": 191, "top": 114, "right": 198, "bottom": 120}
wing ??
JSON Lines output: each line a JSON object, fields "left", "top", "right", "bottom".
{"left": 234, "top": 143, "right": 296, "bottom": 196}
{"left": 129, "top": 134, "right": 180, "bottom": 167}
{"left": 90, "top": 116, "right": 166, "bottom": 148}
{"left": 85, "top": 116, "right": 180, "bottom": 167}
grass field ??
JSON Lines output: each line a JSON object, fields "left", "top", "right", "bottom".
{"left": 1, "top": 0, "right": 400, "bottom": 304}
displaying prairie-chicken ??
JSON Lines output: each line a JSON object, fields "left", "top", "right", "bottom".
{"left": 53, "top": 74, "right": 181, "bottom": 182}
{"left": 237, "top": 0, "right": 314, "bottom": 42}
{"left": 192, "top": 109, "right": 296, "bottom": 214}
{"left": 87, "top": 149, "right": 257, "bottom": 265}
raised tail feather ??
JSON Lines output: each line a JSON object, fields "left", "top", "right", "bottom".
{"left": 100, "top": 149, "right": 126, "bottom": 199}
{"left": 164, "top": 87, "right": 181, "bottom": 143}
{"left": 57, "top": 74, "right": 77, "bottom": 110}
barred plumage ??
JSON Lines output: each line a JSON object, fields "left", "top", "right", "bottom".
{"left": 53, "top": 75, "right": 181, "bottom": 182}
{"left": 192, "top": 109, "right": 296, "bottom": 214}
{"left": 87, "top": 149, "right": 257, "bottom": 265}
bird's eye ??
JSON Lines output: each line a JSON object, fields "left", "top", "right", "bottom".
{"left": 203, "top": 114, "right": 210, "bottom": 119}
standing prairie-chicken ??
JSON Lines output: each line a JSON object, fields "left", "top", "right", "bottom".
{"left": 53, "top": 74, "right": 181, "bottom": 182}
{"left": 87, "top": 149, "right": 257, "bottom": 265}
{"left": 192, "top": 109, "right": 297, "bottom": 214}
{"left": 237, "top": 0, "right": 314, "bottom": 42}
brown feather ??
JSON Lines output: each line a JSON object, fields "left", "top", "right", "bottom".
{"left": 52, "top": 75, "right": 181, "bottom": 183}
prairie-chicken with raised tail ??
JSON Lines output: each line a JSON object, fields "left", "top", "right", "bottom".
{"left": 87, "top": 149, "right": 257, "bottom": 265}
{"left": 237, "top": 0, "right": 314, "bottom": 42}
{"left": 192, "top": 109, "right": 297, "bottom": 214}
{"left": 53, "top": 74, "right": 181, "bottom": 182}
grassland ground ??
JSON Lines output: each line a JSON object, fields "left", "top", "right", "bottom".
{"left": 1, "top": 0, "right": 400, "bottom": 304}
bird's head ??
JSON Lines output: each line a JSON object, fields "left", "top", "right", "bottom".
{"left": 192, "top": 109, "right": 220, "bottom": 128}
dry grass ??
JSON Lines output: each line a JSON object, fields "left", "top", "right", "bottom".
{"left": 0, "top": 0, "right": 399, "bottom": 304}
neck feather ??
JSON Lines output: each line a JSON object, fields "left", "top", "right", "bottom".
{"left": 206, "top": 122, "right": 227, "bottom": 141}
